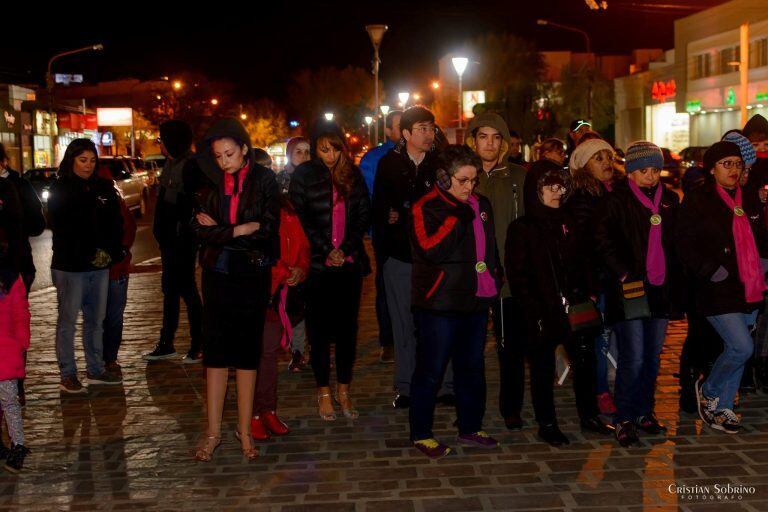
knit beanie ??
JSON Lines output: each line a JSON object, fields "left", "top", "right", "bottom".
{"left": 624, "top": 141, "right": 664, "bottom": 173}
{"left": 722, "top": 131, "right": 757, "bottom": 168}
{"left": 568, "top": 139, "right": 614, "bottom": 171}
{"left": 703, "top": 141, "right": 742, "bottom": 172}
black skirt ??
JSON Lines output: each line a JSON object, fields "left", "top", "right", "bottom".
{"left": 201, "top": 268, "right": 270, "bottom": 369}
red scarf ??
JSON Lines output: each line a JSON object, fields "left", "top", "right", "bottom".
{"left": 223, "top": 161, "right": 249, "bottom": 224}
{"left": 715, "top": 184, "right": 767, "bottom": 303}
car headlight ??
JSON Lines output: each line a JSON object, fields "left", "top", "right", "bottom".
{"left": 42, "top": 190, "right": 49, "bottom": 201}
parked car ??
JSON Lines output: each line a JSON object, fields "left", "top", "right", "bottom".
{"left": 144, "top": 154, "right": 166, "bottom": 185}
{"left": 23, "top": 167, "right": 58, "bottom": 212}
{"left": 679, "top": 146, "right": 709, "bottom": 170}
{"left": 659, "top": 147, "right": 684, "bottom": 188}
{"left": 99, "top": 156, "right": 149, "bottom": 217}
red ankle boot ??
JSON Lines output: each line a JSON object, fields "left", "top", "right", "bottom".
{"left": 250, "top": 416, "right": 271, "bottom": 440}
{"left": 261, "top": 411, "right": 290, "bottom": 435}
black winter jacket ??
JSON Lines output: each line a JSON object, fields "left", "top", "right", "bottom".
{"left": 190, "top": 161, "right": 280, "bottom": 275}
{"left": 4, "top": 170, "right": 44, "bottom": 276}
{"left": 410, "top": 186, "right": 500, "bottom": 314}
{"left": 507, "top": 161, "right": 596, "bottom": 343}
{"left": 594, "top": 179, "right": 684, "bottom": 323}
{"left": 289, "top": 159, "right": 371, "bottom": 275}
{"left": 676, "top": 181, "right": 768, "bottom": 316}
{"left": 371, "top": 148, "right": 436, "bottom": 263}
{"left": 153, "top": 155, "right": 200, "bottom": 247}
{"left": 48, "top": 175, "right": 124, "bottom": 272}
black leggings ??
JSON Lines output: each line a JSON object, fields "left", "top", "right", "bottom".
{"left": 305, "top": 266, "right": 363, "bottom": 387}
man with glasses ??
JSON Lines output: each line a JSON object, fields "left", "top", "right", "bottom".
{"left": 465, "top": 112, "right": 528, "bottom": 430}
{"left": 372, "top": 106, "right": 454, "bottom": 409}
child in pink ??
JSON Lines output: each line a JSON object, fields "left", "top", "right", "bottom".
{"left": 0, "top": 274, "right": 31, "bottom": 472}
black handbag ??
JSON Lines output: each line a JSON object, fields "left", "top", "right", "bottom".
{"left": 546, "top": 249, "right": 602, "bottom": 332}
{"left": 621, "top": 280, "right": 651, "bottom": 320}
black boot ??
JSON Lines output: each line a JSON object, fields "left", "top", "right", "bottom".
{"left": 537, "top": 423, "right": 570, "bottom": 447}
{"left": 4, "top": 444, "right": 30, "bottom": 473}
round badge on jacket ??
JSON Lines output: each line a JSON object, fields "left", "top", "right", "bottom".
{"left": 650, "top": 214, "right": 662, "bottom": 226}
{"left": 734, "top": 206, "right": 745, "bottom": 217}
{"left": 475, "top": 261, "right": 487, "bottom": 273}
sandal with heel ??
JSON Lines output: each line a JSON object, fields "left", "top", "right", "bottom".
{"left": 333, "top": 390, "right": 359, "bottom": 420}
{"left": 194, "top": 433, "right": 221, "bottom": 462}
{"left": 234, "top": 430, "right": 259, "bottom": 461}
{"left": 317, "top": 392, "right": 337, "bottom": 421}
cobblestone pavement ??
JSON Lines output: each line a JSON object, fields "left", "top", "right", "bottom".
{"left": 2, "top": 252, "right": 768, "bottom": 511}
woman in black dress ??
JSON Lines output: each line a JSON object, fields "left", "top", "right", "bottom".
{"left": 190, "top": 118, "right": 280, "bottom": 461}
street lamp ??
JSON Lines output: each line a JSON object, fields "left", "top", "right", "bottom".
{"left": 366, "top": 24, "right": 388, "bottom": 145}
{"left": 211, "top": 98, "right": 219, "bottom": 106}
{"left": 240, "top": 113, "right": 247, "bottom": 120}
{"left": 537, "top": 19, "right": 593, "bottom": 121}
{"left": 46, "top": 44, "right": 103, "bottom": 165}
{"left": 324, "top": 112, "right": 334, "bottom": 121}
{"left": 380, "top": 105, "right": 390, "bottom": 117}
{"left": 398, "top": 91, "right": 410, "bottom": 107}
{"left": 431, "top": 81, "right": 440, "bottom": 90}
{"left": 452, "top": 57, "right": 469, "bottom": 128}
{"left": 173, "top": 80, "right": 183, "bottom": 91}
{"left": 364, "top": 116, "right": 374, "bottom": 146}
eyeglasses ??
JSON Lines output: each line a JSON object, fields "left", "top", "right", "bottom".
{"left": 546, "top": 184, "right": 568, "bottom": 194}
{"left": 717, "top": 159, "right": 745, "bottom": 170}
{"left": 412, "top": 125, "right": 436, "bottom": 135}
{"left": 452, "top": 176, "right": 479, "bottom": 188}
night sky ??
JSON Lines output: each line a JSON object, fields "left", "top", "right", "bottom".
{"left": 2, "top": 1, "right": 726, "bottom": 103}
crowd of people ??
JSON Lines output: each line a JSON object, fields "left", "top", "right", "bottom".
{"left": 1, "top": 107, "right": 768, "bottom": 470}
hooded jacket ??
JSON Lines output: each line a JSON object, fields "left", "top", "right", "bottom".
{"left": 506, "top": 161, "right": 595, "bottom": 342}
{"left": 410, "top": 185, "right": 501, "bottom": 314}
{"left": 466, "top": 113, "right": 526, "bottom": 298}
{"left": 371, "top": 143, "right": 436, "bottom": 263}
{"left": 743, "top": 115, "right": 768, "bottom": 204}
{"left": 593, "top": 179, "right": 684, "bottom": 323}
{"left": 189, "top": 118, "right": 280, "bottom": 275}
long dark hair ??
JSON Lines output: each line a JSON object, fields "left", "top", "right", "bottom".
{"left": 58, "top": 138, "right": 99, "bottom": 178}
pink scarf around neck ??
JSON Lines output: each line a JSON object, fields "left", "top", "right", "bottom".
{"left": 715, "top": 184, "right": 767, "bottom": 303}
{"left": 223, "top": 162, "right": 249, "bottom": 225}
{"left": 627, "top": 179, "right": 666, "bottom": 286}
{"left": 467, "top": 195, "right": 497, "bottom": 298}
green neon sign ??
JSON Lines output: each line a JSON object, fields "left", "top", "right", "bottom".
{"left": 686, "top": 100, "right": 702, "bottom": 112}
{"left": 757, "top": 92, "right": 768, "bottom": 102}
{"left": 726, "top": 88, "right": 737, "bottom": 106}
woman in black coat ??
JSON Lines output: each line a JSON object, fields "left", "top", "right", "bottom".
{"left": 677, "top": 141, "right": 768, "bottom": 435}
{"left": 594, "top": 141, "right": 682, "bottom": 447}
{"left": 289, "top": 120, "right": 371, "bottom": 422}
{"left": 506, "top": 160, "right": 613, "bottom": 447}
{"left": 190, "top": 118, "right": 280, "bottom": 462}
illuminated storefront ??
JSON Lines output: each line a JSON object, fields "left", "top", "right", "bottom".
{"left": 32, "top": 110, "right": 56, "bottom": 168}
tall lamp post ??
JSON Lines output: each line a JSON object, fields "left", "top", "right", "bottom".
{"left": 364, "top": 116, "right": 374, "bottom": 147}
{"left": 398, "top": 91, "right": 410, "bottom": 108}
{"left": 46, "top": 44, "right": 104, "bottom": 165}
{"left": 537, "top": 19, "right": 592, "bottom": 121}
{"left": 366, "top": 24, "right": 388, "bottom": 145}
{"left": 451, "top": 57, "right": 469, "bottom": 129}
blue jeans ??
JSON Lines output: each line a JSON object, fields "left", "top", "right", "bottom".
{"left": 103, "top": 275, "right": 129, "bottom": 364}
{"left": 53, "top": 269, "right": 109, "bottom": 378}
{"left": 409, "top": 311, "right": 488, "bottom": 441}
{"left": 613, "top": 318, "right": 668, "bottom": 422}
{"left": 594, "top": 294, "right": 612, "bottom": 395}
{"left": 703, "top": 311, "right": 757, "bottom": 411}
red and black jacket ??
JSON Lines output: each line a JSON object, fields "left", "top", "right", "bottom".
{"left": 410, "top": 186, "right": 501, "bottom": 314}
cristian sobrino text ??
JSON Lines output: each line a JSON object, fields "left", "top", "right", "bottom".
{"left": 667, "top": 484, "right": 757, "bottom": 495}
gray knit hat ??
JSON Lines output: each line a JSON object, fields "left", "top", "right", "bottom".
{"left": 625, "top": 141, "right": 664, "bottom": 173}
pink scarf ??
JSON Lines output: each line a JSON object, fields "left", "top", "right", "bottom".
{"left": 627, "top": 179, "right": 666, "bottom": 286}
{"left": 326, "top": 183, "right": 354, "bottom": 266}
{"left": 467, "top": 195, "right": 497, "bottom": 298}
{"left": 223, "top": 162, "right": 249, "bottom": 224}
{"left": 715, "top": 184, "right": 767, "bottom": 303}
{"left": 277, "top": 285, "right": 292, "bottom": 350}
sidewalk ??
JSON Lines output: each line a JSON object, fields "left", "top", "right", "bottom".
{"left": 2, "top": 260, "right": 768, "bottom": 511}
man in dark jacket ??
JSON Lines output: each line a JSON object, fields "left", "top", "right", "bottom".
{"left": 361, "top": 110, "right": 402, "bottom": 363}
{"left": 465, "top": 112, "right": 527, "bottom": 430}
{"left": 144, "top": 121, "right": 204, "bottom": 363}
{"left": 372, "top": 106, "right": 453, "bottom": 408}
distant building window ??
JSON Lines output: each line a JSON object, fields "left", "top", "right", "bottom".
{"left": 718, "top": 46, "right": 739, "bottom": 75}
{"left": 691, "top": 53, "right": 713, "bottom": 79}
{"left": 751, "top": 38, "right": 768, "bottom": 68}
